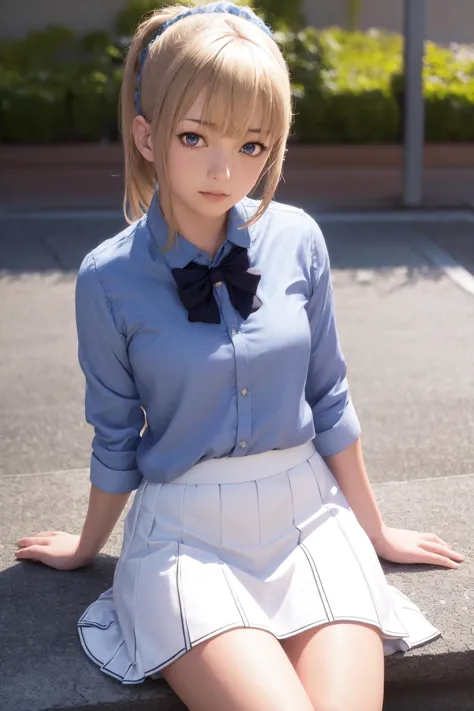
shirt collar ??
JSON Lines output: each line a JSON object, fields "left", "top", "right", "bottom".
{"left": 146, "top": 190, "right": 251, "bottom": 269}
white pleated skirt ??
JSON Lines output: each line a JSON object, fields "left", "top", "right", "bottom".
{"left": 77, "top": 441, "right": 440, "bottom": 684}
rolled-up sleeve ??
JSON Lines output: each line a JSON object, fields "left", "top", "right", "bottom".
{"left": 75, "top": 253, "right": 145, "bottom": 494}
{"left": 304, "top": 216, "right": 361, "bottom": 457}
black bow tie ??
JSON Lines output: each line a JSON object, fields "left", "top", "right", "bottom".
{"left": 171, "top": 244, "right": 262, "bottom": 324}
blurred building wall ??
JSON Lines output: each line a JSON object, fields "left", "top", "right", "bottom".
{"left": 1, "top": 0, "right": 123, "bottom": 38}
{"left": 0, "top": 0, "right": 471, "bottom": 45}
{"left": 304, "top": 0, "right": 473, "bottom": 45}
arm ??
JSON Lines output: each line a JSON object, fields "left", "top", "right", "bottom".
{"left": 76, "top": 252, "right": 145, "bottom": 495}
{"left": 324, "top": 425, "right": 463, "bottom": 569}
{"left": 16, "top": 252, "right": 145, "bottom": 570}
{"left": 305, "top": 217, "right": 463, "bottom": 568}
{"left": 76, "top": 485, "right": 132, "bottom": 564}
{"left": 75, "top": 252, "right": 145, "bottom": 558}
{"left": 324, "top": 439, "right": 383, "bottom": 542}
{"left": 304, "top": 215, "right": 361, "bottom": 461}
{"left": 304, "top": 216, "right": 382, "bottom": 540}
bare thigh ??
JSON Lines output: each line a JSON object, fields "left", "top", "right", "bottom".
{"left": 281, "top": 621, "right": 385, "bottom": 711}
{"left": 161, "top": 627, "right": 315, "bottom": 711}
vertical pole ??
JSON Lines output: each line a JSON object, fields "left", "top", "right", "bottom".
{"left": 403, "top": 0, "right": 426, "bottom": 206}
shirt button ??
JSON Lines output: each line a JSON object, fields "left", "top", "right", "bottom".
{"left": 239, "top": 440, "right": 247, "bottom": 449}
{"left": 214, "top": 281, "right": 223, "bottom": 287}
{"left": 241, "top": 388, "right": 248, "bottom": 396}
{"left": 231, "top": 328, "right": 237, "bottom": 336}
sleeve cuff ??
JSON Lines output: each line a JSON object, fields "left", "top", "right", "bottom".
{"left": 90, "top": 453, "right": 143, "bottom": 494}
{"left": 313, "top": 398, "right": 361, "bottom": 457}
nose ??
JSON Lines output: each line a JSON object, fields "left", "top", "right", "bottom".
{"left": 207, "top": 149, "right": 231, "bottom": 182}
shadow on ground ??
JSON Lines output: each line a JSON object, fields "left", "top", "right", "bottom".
{"left": 0, "top": 215, "right": 462, "bottom": 285}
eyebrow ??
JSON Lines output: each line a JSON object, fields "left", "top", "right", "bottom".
{"left": 183, "top": 118, "right": 266, "bottom": 134}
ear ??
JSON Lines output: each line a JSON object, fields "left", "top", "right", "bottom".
{"left": 132, "top": 115, "right": 155, "bottom": 163}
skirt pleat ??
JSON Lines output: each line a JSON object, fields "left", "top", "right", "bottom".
{"left": 78, "top": 446, "right": 441, "bottom": 684}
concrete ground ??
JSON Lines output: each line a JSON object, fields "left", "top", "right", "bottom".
{"left": 0, "top": 209, "right": 473, "bottom": 710}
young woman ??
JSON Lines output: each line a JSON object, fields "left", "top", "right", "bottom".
{"left": 16, "top": 4, "right": 463, "bottom": 710}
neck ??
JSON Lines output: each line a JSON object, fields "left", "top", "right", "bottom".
{"left": 170, "top": 194, "right": 229, "bottom": 259}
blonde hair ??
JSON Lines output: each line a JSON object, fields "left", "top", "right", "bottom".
{"left": 120, "top": 4, "right": 293, "bottom": 240}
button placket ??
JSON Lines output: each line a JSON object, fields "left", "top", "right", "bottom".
{"left": 233, "top": 337, "right": 252, "bottom": 456}
{"left": 217, "top": 271, "right": 251, "bottom": 457}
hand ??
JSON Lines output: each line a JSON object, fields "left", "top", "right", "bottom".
{"left": 15, "top": 531, "right": 93, "bottom": 571}
{"left": 371, "top": 524, "right": 465, "bottom": 569}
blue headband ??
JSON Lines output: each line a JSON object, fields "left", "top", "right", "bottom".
{"left": 134, "top": 1, "right": 274, "bottom": 116}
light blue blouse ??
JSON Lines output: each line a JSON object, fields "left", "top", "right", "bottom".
{"left": 75, "top": 192, "right": 361, "bottom": 494}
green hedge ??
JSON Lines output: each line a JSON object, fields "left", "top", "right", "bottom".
{"left": 0, "top": 26, "right": 123, "bottom": 142}
{"left": 285, "top": 28, "right": 401, "bottom": 143}
{"left": 1, "top": 5, "right": 474, "bottom": 143}
{"left": 423, "top": 41, "right": 474, "bottom": 141}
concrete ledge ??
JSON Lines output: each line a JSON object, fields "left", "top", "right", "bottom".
{"left": 0, "top": 473, "right": 472, "bottom": 711}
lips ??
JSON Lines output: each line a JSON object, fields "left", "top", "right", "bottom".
{"left": 200, "top": 191, "right": 229, "bottom": 196}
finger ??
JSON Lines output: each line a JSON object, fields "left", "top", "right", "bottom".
{"left": 415, "top": 549, "right": 460, "bottom": 568}
{"left": 17, "top": 537, "right": 51, "bottom": 548}
{"left": 419, "top": 540, "right": 465, "bottom": 562}
{"left": 17, "top": 533, "right": 53, "bottom": 545}
{"left": 15, "top": 545, "right": 47, "bottom": 562}
{"left": 420, "top": 532, "right": 449, "bottom": 547}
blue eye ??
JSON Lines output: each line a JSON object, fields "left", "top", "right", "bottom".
{"left": 241, "top": 142, "right": 265, "bottom": 156}
{"left": 179, "top": 133, "right": 201, "bottom": 147}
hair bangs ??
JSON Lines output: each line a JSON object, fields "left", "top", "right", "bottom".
{"left": 197, "top": 42, "right": 288, "bottom": 145}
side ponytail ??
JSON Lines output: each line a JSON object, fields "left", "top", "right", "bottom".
{"left": 120, "top": 5, "right": 185, "bottom": 223}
